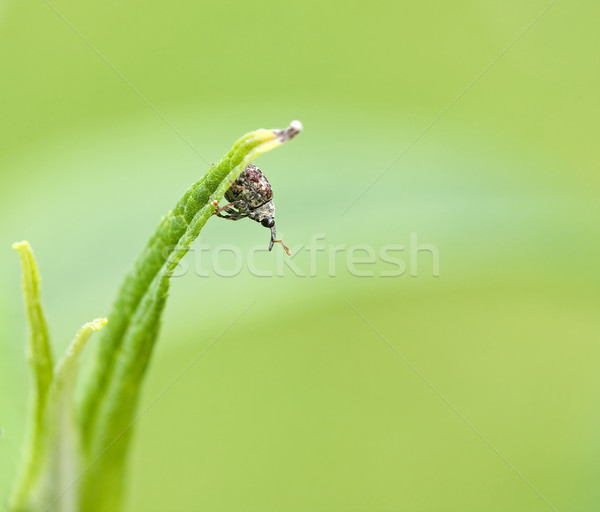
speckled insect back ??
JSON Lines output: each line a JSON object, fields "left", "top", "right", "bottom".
{"left": 212, "top": 164, "right": 291, "bottom": 255}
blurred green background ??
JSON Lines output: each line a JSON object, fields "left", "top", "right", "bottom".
{"left": 1, "top": 0, "right": 599, "bottom": 510}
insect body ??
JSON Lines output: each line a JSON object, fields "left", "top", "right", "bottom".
{"left": 212, "top": 164, "right": 290, "bottom": 255}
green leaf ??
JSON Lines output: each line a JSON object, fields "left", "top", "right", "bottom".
{"left": 11, "top": 319, "right": 108, "bottom": 512}
{"left": 76, "top": 122, "right": 302, "bottom": 511}
{"left": 9, "top": 241, "right": 107, "bottom": 512}
{"left": 9, "top": 242, "right": 53, "bottom": 511}
{"left": 39, "top": 318, "right": 109, "bottom": 512}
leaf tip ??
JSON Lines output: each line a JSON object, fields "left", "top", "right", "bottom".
{"left": 90, "top": 318, "right": 109, "bottom": 331}
{"left": 12, "top": 240, "right": 31, "bottom": 252}
{"left": 274, "top": 120, "right": 303, "bottom": 143}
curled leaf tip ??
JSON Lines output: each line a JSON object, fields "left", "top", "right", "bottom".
{"left": 274, "top": 120, "right": 303, "bottom": 143}
{"left": 90, "top": 318, "right": 109, "bottom": 331}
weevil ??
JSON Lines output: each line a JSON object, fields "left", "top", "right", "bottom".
{"left": 212, "top": 164, "right": 290, "bottom": 255}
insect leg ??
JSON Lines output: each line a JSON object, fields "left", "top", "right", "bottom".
{"left": 213, "top": 200, "right": 243, "bottom": 216}
{"left": 213, "top": 201, "right": 237, "bottom": 215}
{"left": 220, "top": 211, "right": 248, "bottom": 221}
{"left": 212, "top": 200, "right": 248, "bottom": 221}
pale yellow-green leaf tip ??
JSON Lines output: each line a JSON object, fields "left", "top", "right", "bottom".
{"left": 12, "top": 240, "right": 31, "bottom": 251}
{"left": 89, "top": 318, "right": 109, "bottom": 331}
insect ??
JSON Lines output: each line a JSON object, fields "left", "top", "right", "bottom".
{"left": 212, "top": 164, "right": 291, "bottom": 255}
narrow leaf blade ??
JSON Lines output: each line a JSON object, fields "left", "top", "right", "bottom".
{"left": 9, "top": 241, "right": 54, "bottom": 510}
